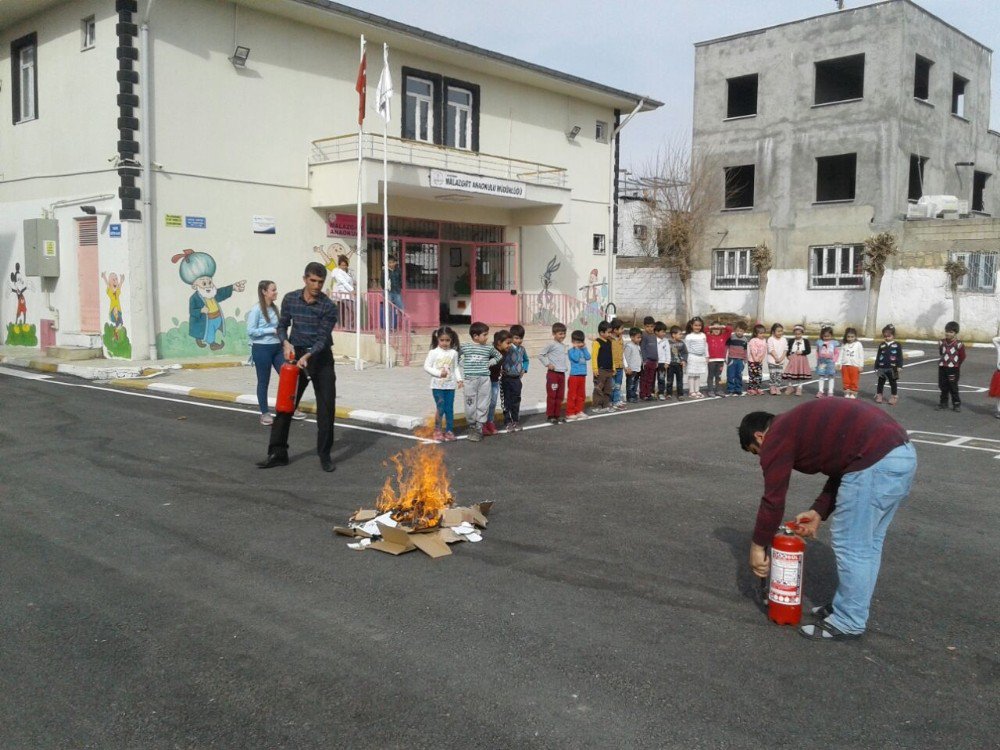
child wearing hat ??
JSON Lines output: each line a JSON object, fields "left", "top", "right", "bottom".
{"left": 784, "top": 324, "right": 813, "bottom": 395}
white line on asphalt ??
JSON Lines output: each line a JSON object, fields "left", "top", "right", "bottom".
{"left": 0, "top": 366, "right": 52, "bottom": 380}
{"left": 26, "top": 378, "right": 429, "bottom": 442}
{"left": 907, "top": 430, "right": 1000, "bottom": 459}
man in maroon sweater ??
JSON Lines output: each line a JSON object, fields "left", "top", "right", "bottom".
{"left": 739, "top": 399, "right": 917, "bottom": 641}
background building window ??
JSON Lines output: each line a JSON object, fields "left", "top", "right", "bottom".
{"left": 951, "top": 74, "right": 968, "bottom": 117}
{"left": 914, "top": 55, "right": 932, "bottom": 100}
{"left": 713, "top": 248, "right": 759, "bottom": 289}
{"left": 972, "top": 171, "right": 990, "bottom": 213}
{"left": 724, "top": 164, "right": 755, "bottom": 208}
{"left": 816, "top": 153, "right": 857, "bottom": 202}
{"left": 908, "top": 154, "right": 928, "bottom": 202}
{"left": 814, "top": 53, "right": 865, "bottom": 105}
{"left": 951, "top": 251, "right": 997, "bottom": 293}
{"left": 726, "top": 74, "right": 758, "bottom": 118}
{"left": 633, "top": 224, "right": 647, "bottom": 240}
{"left": 593, "top": 234, "right": 606, "bottom": 255}
{"left": 596, "top": 120, "right": 608, "bottom": 143}
{"left": 445, "top": 86, "right": 472, "bottom": 150}
{"left": 810, "top": 244, "right": 865, "bottom": 289}
{"left": 404, "top": 76, "right": 434, "bottom": 143}
{"left": 81, "top": 16, "right": 96, "bottom": 50}
{"left": 11, "top": 33, "right": 38, "bottom": 124}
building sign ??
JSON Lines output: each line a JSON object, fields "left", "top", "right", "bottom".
{"left": 165, "top": 214, "right": 182, "bottom": 228}
{"left": 252, "top": 215, "right": 276, "bottom": 234}
{"left": 109, "top": 224, "right": 122, "bottom": 238}
{"left": 185, "top": 216, "right": 207, "bottom": 229}
{"left": 43, "top": 240, "right": 57, "bottom": 258}
{"left": 429, "top": 169, "right": 527, "bottom": 199}
{"left": 327, "top": 212, "right": 365, "bottom": 238}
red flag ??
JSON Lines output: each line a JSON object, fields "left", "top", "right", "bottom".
{"left": 355, "top": 52, "right": 367, "bottom": 126}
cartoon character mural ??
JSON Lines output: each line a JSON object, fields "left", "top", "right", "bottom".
{"left": 579, "top": 268, "right": 608, "bottom": 326}
{"left": 101, "top": 270, "right": 132, "bottom": 358}
{"left": 5, "top": 262, "right": 37, "bottom": 346}
{"left": 170, "top": 249, "right": 245, "bottom": 351}
{"left": 314, "top": 241, "right": 356, "bottom": 295}
{"left": 533, "top": 256, "right": 560, "bottom": 325}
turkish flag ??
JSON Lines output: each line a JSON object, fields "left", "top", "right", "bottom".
{"left": 355, "top": 52, "right": 367, "bottom": 126}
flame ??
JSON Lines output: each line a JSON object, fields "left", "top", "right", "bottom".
{"left": 376, "top": 420, "right": 454, "bottom": 528}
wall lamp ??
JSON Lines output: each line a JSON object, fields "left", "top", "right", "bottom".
{"left": 81, "top": 205, "right": 113, "bottom": 217}
{"left": 566, "top": 125, "right": 581, "bottom": 140}
{"left": 955, "top": 161, "right": 975, "bottom": 167}
{"left": 230, "top": 45, "right": 250, "bottom": 68}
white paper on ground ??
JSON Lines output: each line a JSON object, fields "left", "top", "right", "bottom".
{"left": 465, "top": 532, "right": 483, "bottom": 542}
{"left": 452, "top": 522, "right": 476, "bottom": 535}
{"left": 373, "top": 513, "right": 398, "bottom": 527}
{"left": 357, "top": 520, "right": 380, "bottom": 536}
{"left": 347, "top": 538, "right": 372, "bottom": 550}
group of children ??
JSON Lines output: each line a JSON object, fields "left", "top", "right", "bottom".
{"left": 422, "top": 317, "right": 1000, "bottom": 439}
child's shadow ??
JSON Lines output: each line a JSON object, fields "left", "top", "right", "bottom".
{"left": 713, "top": 526, "right": 838, "bottom": 613}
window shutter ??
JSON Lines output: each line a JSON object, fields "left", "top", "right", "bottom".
{"left": 78, "top": 217, "right": 98, "bottom": 246}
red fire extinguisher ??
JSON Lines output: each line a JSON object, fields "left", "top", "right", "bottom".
{"left": 767, "top": 521, "right": 806, "bottom": 626}
{"left": 275, "top": 359, "right": 300, "bottom": 414}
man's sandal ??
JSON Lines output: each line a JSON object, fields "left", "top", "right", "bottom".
{"left": 799, "top": 621, "right": 861, "bottom": 642}
{"left": 809, "top": 603, "right": 833, "bottom": 619}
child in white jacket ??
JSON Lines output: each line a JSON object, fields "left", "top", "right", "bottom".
{"left": 423, "top": 326, "right": 463, "bottom": 441}
{"left": 837, "top": 327, "right": 865, "bottom": 399}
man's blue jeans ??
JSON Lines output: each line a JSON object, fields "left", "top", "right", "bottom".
{"left": 826, "top": 442, "right": 917, "bottom": 635}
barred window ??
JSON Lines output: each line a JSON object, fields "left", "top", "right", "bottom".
{"left": 951, "top": 251, "right": 997, "bottom": 293}
{"left": 713, "top": 248, "right": 759, "bottom": 290}
{"left": 810, "top": 244, "right": 865, "bottom": 289}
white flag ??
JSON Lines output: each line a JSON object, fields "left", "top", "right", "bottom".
{"left": 376, "top": 45, "right": 393, "bottom": 122}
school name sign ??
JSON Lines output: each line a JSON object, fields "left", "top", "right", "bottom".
{"left": 429, "top": 169, "right": 527, "bottom": 199}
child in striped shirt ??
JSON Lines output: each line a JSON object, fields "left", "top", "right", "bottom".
{"left": 459, "top": 322, "right": 502, "bottom": 442}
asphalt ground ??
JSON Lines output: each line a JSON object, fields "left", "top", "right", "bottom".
{"left": 1, "top": 350, "right": 997, "bottom": 749}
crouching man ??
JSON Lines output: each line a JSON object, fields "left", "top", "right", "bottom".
{"left": 738, "top": 399, "right": 917, "bottom": 641}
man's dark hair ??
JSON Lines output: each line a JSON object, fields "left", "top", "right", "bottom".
{"left": 654, "top": 321, "right": 667, "bottom": 333}
{"left": 643, "top": 316, "right": 655, "bottom": 325}
{"left": 571, "top": 329, "right": 585, "bottom": 343}
{"left": 510, "top": 324, "right": 525, "bottom": 338}
{"left": 597, "top": 321, "right": 610, "bottom": 334}
{"left": 629, "top": 327, "right": 642, "bottom": 337}
{"left": 945, "top": 320, "right": 960, "bottom": 334}
{"left": 552, "top": 322, "right": 567, "bottom": 334}
{"left": 739, "top": 411, "right": 775, "bottom": 451}
{"left": 304, "top": 261, "right": 327, "bottom": 280}
{"left": 469, "top": 321, "right": 490, "bottom": 337}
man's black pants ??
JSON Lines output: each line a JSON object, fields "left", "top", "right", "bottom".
{"left": 268, "top": 347, "right": 336, "bottom": 460}
{"left": 938, "top": 366, "right": 960, "bottom": 406}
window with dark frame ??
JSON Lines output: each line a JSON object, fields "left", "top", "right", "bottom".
{"left": 726, "top": 74, "right": 758, "bottom": 118}
{"left": 914, "top": 55, "right": 932, "bottom": 100}
{"left": 11, "top": 32, "right": 38, "bottom": 124}
{"left": 401, "top": 67, "right": 480, "bottom": 152}
{"left": 713, "top": 248, "right": 759, "bottom": 290}
{"left": 952, "top": 74, "right": 968, "bottom": 117}
{"left": 814, "top": 53, "right": 865, "bottom": 105}
{"left": 809, "top": 244, "right": 865, "bottom": 289}
{"left": 633, "top": 224, "right": 647, "bottom": 240}
{"left": 908, "top": 154, "right": 928, "bottom": 202}
{"left": 973, "top": 171, "right": 990, "bottom": 213}
{"left": 445, "top": 86, "right": 472, "bottom": 150}
{"left": 724, "top": 164, "right": 755, "bottom": 209}
{"left": 596, "top": 120, "right": 608, "bottom": 142}
{"left": 951, "top": 250, "right": 997, "bottom": 293}
{"left": 593, "top": 234, "right": 606, "bottom": 255}
{"left": 816, "top": 153, "right": 857, "bottom": 202}
{"left": 81, "top": 16, "right": 96, "bottom": 50}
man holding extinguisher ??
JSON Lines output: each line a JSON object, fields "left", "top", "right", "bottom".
{"left": 738, "top": 399, "right": 917, "bottom": 641}
{"left": 258, "top": 262, "right": 339, "bottom": 472}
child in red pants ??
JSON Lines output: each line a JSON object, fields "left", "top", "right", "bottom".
{"left": 566, "top": 329, "right": 591, "bottom": 420}
{"left": 538, "top": 322, "right": 569, "bottom": 424}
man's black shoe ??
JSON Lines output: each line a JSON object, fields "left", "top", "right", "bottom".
{"left": 257, "top": 454, "right": 289, "bottom": 469}
{"left": 320, "top": 457, "right": 336, "bottom": 473}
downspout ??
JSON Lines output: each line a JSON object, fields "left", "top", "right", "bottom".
{"left": 608, "top": 98, "right": 645, "bottom": 309}
{"left": 141, "top": 0, "right": 158, "bottom": 359}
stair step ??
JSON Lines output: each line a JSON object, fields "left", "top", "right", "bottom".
{"left": 45, "top": 345, "right": 104, "bottom": 361}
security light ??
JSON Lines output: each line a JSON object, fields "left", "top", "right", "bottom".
{"left": 230, "top": 45, "right": 250, "bottom": 68}
{"left": 566, "top": 125, "right": 581, "bottom": 140}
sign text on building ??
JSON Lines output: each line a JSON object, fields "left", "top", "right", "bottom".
{"left": 428, "top": 169, "right": 527, "bottom": 199}
{"left": 327, "top": 212, "right": 365, "bottom": 238}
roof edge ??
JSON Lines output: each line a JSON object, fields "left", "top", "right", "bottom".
{"left": 288, "top": 0, "right": 664, "bottom": 110}
{"left": 694, "top": 0, "right": 991, "bottom": 55}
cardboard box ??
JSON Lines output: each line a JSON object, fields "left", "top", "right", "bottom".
{"left": 339, "top": 504, "right": 492, "bottom": 558}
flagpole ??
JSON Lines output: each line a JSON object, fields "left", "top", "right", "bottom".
{"left": 354, "top": 34, "right": 366, "bottom": 371}
{"left": 382, "top": 43, "right": 392, "bottom": 368}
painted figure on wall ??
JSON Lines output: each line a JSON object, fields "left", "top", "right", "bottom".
{"left": 102, "top": 271, "right": 125, "bottom": 341}
{"left": 171, "top": 249, "right": 246, "bottom": 351}
{"left": 10, "top": 262, "right": 27, "bottom": 324}
{"left": 534, "top": 256, "right": 560, "bottom": 325}
{"left": 314, "top": 241, "right": 356, "bottom": 296}
{"left": 580, "top": 268, "right": 608, "bottom": 325}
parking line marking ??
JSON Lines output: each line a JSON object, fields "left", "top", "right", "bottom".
{"left": 908, "top": 430, "right": 1000, "bottom": 459}
{"left": 0, "top": 366, "right": 52, "bottom": 380}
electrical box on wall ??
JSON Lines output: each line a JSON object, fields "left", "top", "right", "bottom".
{"left": 23, "top": 219, "right": 60, "bottom": 278}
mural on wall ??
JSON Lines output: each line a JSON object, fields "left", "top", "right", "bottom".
{"left": 6, "top": 262, "right": 37, "bottom": 347}
{"left": 314, "top": 240, "right": 356, "bottom": 295}
{"left": 532, "top": 256, "right": 561, "bottom": 325}
{"left": 530, "top": 256, "right": 606, "bottom": 335}
{"left": 101, "top": 270, "right": 132, "bottom": 359}
{"left": 156, "top": 250, "right": 247, "bottom": 358}
{"left": 579, "top": 268, "right": 609, "bottom": 326}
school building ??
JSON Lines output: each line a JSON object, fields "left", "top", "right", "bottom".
{"left": 0, "top": 0, "right": 661, "bottom": 362}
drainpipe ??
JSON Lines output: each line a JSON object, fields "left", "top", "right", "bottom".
{"left": 608, "top": 98, "right": 645, "bottom": 309}
{"left": 141, "top": 0, "right": 158, "bottom": 360}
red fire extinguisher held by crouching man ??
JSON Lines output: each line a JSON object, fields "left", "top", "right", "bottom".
{"left": 738, "top": 401, "right": 917, "bottom": 642}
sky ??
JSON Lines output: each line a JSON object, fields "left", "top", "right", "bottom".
{"left": 356, "top": 0, "right": 1000, "bottom": 172}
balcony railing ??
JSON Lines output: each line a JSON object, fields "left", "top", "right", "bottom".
{"left": 310, "top": 134, "right": 567, "bottom": 188}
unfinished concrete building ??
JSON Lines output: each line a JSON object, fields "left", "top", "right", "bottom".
{"left": 687, "top": 0, "right": 999, "bottom": 339}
